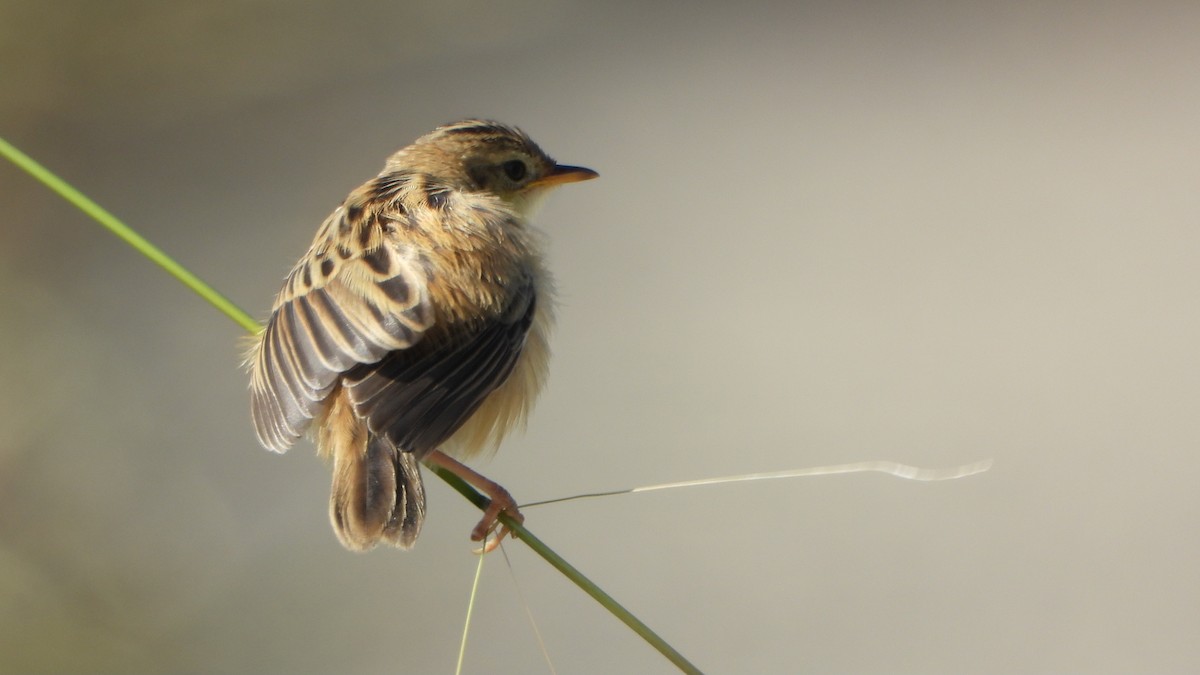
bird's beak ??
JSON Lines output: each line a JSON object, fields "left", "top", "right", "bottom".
{"left": 529, "top": 164, "right": 599, "bottom": 189}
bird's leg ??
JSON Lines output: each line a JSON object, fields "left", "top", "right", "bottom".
{"left": 424, "top": 450, "right": 524, "bottom": 553}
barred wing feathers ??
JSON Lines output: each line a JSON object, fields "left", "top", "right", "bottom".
{"left": 344, "top": 282, "right": 536, "bottom": 457}
{"left": 249, "top": 209, "right": 434, "bottom": 452}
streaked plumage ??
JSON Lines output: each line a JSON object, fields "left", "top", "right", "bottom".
{"left": 247, "top": 120, "right": 596, "bottom": 551}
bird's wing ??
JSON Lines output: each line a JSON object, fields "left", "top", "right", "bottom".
{"left": 249, "top": 207, "right": 434, "bottom": 452}
{"left": 343, "top": 278, "right": 536, "bottom": 456}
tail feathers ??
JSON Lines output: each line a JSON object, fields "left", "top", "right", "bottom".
{"left": 382, "top": 450, "right": 426, "bottom": 548}
{"left": 330, "top": 432, "right": 426, "bottom": 551}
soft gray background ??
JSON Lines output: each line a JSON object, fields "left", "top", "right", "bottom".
{"left": 2, "top": 2, "right": 1198, "bottom": 673}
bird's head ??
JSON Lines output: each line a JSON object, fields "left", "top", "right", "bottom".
{"left": 387, "top": 119, "right": 597, "bottom": 215}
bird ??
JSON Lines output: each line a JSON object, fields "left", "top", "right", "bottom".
{"left": 246, "top": 119, "right": 596, "bottom": 552}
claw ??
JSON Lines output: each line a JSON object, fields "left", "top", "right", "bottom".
{"left": 471, "top": 487, "right": 524, "bottom": 554}
{"left": 425, "top": 449, "right": 525, "bottom": 554}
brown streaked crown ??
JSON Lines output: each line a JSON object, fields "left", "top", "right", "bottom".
{"left": 383, "top": 119, "right": 557, "bottom": 198}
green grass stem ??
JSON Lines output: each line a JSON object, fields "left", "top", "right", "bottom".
{"left": 0, "top": 136, "right": 260, "bottom": 334}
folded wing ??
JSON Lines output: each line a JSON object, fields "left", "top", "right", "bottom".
{"left": 249, "top": 211, "right": 434, "bottom": 452}
{"left": 344, "top": 280, "right": 535, "bottom": 456}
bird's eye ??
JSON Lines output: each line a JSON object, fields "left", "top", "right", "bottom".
{"left": 501, "top": 159, "right": 527, "bottom": 182}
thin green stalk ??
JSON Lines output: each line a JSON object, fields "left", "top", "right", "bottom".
{"left": 430, "top": 466, "right": 702, "bottom": 674}
{"left": 456, "top": 540, "right": 487, "bottom": 675}
{"left": 0, "top": 136, "right": 260, "bottom": 334}
{"left": 1, "top": 136, "right": 703, "bottom": 675}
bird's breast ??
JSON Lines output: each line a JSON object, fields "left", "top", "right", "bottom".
{"left": 448, "top": 259, "right": 555, "bottom": 461}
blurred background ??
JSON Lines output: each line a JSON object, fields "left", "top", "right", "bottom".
{"left": 2, "top": 1, "right": 1198, "bottom": 673}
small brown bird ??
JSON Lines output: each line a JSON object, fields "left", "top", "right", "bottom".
{"left": 247, "top": 120, "right": 596, "bottom": 552}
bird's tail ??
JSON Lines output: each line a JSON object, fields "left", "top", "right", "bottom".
{"left": 329, "top": 430, "right": 426, "bottom": 551}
